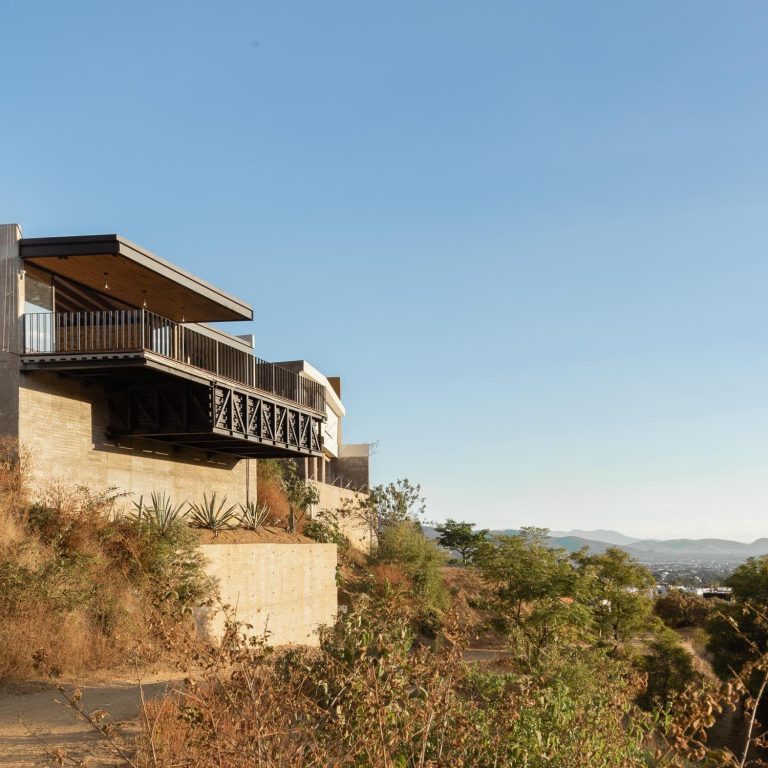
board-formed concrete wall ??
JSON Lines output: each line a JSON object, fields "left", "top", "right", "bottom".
{"left": 310, "top": 481, "right": 373, "bottom": 553}
{"left": 18, "top": 371, "right": 254, "bottom": 508}
{"left": 197, "top": 542, "right": 337, "bottom": 646}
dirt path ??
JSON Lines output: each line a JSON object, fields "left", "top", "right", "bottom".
{"left": 0, "top": 673, "right": 179, "bottom": 767}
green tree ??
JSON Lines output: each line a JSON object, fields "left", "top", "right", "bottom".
{"left": 707, "top": 555, "right": 768, "bottom": 683}
{"left": 280, "top": 460, "right": 320, "bottom": 533}
{"left": 654, "top": 590, "right": 713, "bottom": 629}
{"left": 725, "top": 555, "right": 768, "bottom": 603}
{"left": 575, "top": 547, "right": 655, "bottom": 653}
{"left": 474, "top": 528, "right": 589, "bottom": 665}
{"left": 475, "top": 527, "right": 575, "bottom": 623}
{"left": 637, "top": 626, "right": 700, "bottom": 710}
{"left": 352, "top": 478, "right": 426, "bottom": 538}
{"left": 434, "top": 519, "right": 488, "bottom": 565}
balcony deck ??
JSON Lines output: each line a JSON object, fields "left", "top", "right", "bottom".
{"left": 22, "top": 310, "right": 325, "bottom": 458}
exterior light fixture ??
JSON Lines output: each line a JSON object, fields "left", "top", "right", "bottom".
{"left": 103, "top": 272, "right": 109, "bottom": 290}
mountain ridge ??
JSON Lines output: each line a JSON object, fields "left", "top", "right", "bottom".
{"left": 424, "top": 526, "right": 768, "bottom": 563}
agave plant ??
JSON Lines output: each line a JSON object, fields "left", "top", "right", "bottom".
{"left": 237, "top": 501, "right": 271, "bottom": 531}
{"left": 132, "top": 491, "right": 188, "bottom": 536}
{"left": 188, "top": 493, "right": 238, "bottom": 536}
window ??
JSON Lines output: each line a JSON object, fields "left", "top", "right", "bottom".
{"left": 23, "top": 267, "right": 54, "bottom": 352}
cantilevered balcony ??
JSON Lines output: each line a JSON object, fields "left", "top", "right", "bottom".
{"left": 21, "top": 310, "right": 325, "bottom": 458}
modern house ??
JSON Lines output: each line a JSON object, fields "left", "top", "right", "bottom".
{"left": 0, "top": 223, "right": 368, "bottom": 508}
{"left": 275, "top": 360, "right": 370, "bottom": 493}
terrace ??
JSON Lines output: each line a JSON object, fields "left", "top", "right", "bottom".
{"left": 18, "top": 234, "right": 325, "bottom": 459}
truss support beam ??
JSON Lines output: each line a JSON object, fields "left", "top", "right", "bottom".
{"left": 108, "top": 380, "right": 323, "bottom": 458}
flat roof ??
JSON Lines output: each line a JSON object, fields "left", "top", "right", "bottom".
{"left": 20, "top": 234, "right": 253, "bottom": 323}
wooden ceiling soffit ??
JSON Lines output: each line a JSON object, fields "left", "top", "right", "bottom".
{"left": 19, "top": 234, "right": 253, "bottom": 323}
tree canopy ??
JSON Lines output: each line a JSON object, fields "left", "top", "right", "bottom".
{"left": 434, "top": 519, "right": 488, "bottom": 565}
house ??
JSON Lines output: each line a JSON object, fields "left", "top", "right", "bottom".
{"left": 0, "top": 223, "right": 369, "bottom": 510}
{"left": 274, "top": 360, "right": 370, "bottom": 492}
{"left": 273, "top": 360, "right": 373, "bottom": 549}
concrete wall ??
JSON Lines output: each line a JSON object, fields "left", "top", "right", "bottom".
{"left": 197, "top": 542, "right": 337, "bottom": 646}
{"left": 334, "top": 443, "right": 370, "bottom": 491}
{"left": 311, "top": 481, "right": 373, "bottom": 552}
{"left": 17, "top": 371, "right": 254, "bottom": 508}
{"left": 0, "top": 224, "right": 22, "bottom": 437}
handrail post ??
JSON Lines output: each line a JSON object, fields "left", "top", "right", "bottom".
{"left": 19, "top": 309, "right": 325, "bottom": 415}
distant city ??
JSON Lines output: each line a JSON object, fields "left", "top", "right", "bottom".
{"left": 539, "top": 528, "right": 767, "bottom": 586}
{"left": 426, "top": 526, "right": 768, "bottom": 587}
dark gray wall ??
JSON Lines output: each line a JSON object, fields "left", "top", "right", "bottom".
{"left": 0, "top": 224, "right": 21, "bottom": 437}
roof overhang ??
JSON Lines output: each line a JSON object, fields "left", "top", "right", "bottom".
{"left": 19, "top": 234, "right": 253, "bottom": 323}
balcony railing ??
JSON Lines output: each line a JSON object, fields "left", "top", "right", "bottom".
{"left": 23, "top": 310, "right": 326, "bottom": 413}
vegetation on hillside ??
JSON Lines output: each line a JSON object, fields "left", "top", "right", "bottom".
{"left": 0, "top": 438, "right": 210, "bottom": 681}
{"left": 4, "top": 447, "right": 768, "bottom": 767}
{"left": 126, "top": 485, "right": 768, "bottom": 767}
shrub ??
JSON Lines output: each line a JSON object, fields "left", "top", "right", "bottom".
{"left": 134, "top": 594, "right": 654, "bottom": 768}
{"left": 254, "top": 460, "right": 319, "bottom": 533}
{"left": 0, "top": 458, "right": 210, "bottom": 681}
{"left": 237, "top": 500, "right": 270, "bottom": 531}
{"left": 188, "top": 493, "right": 238, "bottom": 535}
{"left": 27, "top": 483, "right": 125, "bottom": 556}
{"left": 654, "top": 590, "right": 713, "bottom": 629}
{"left": 0, "top": 483, "right": 139, "bottom": 680}
{"left": 303, "top": 507, "right": 349, "bottom": 548}
{"left": 636, "top": 627, "right": 701, "bottom": 710}
{"left": 0, "top": 436, "right": 29, "bottom": 517}
{"left": 107, "top": 515, "right": 210, "bottom": 615}
{"left": 132, "top": 491, "right": 188, "bottom": 536}
{"left": 370, "top": 521, "right": 448, "bottom": 614}
{"left": 256, "top": 459, "right": 291, "bottom": 526}
{"left": 303, "top": 518, "right": 346, "bottom": 545}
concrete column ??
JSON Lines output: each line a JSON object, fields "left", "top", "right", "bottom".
{"left": 0, "top": 224, "right": 22, "bottom": 438}
{"left": 245, "top": 458, "right": 257, "bottom": 505}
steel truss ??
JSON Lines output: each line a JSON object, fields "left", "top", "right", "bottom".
{"left": 107, "top": 380, "right": 323, "bottom": 458}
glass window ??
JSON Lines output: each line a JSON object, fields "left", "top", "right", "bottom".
{"left": 24, "top": 267, "right": 54, "bottom": 314}
{"left": 23, "top": 268, "right": 54, "bottom": 352}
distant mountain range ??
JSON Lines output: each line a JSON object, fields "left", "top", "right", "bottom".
{"left": 548, "top": 529, "right": 641, "bottom": 546}
{"left": 424, "top": 526, "right": 768, "bottom": 563}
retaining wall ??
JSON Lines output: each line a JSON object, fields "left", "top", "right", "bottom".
{"left": 310, "top": 481, "right": 373, "bottom": 552}
{"left": 197, "top": 542, "right": 338, "bottom": 647}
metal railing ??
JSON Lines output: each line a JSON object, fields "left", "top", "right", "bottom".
{"left": 23, "top": 310, "right": 326, "bottom": 413}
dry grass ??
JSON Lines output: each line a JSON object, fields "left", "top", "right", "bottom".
{"left": 256, "top": 460, "right": 291, "bottom": 528}
{"left": 0, "top": 607, "right": 121, "bottom": 681}
{"left": 0, "top": 438, "right": 205, "bottom": 684}
{"left": 369, "top": 561, "right": 408, "bottom": 588}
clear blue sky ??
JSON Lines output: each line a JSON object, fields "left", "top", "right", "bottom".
{"left": 2, "top": 1, "right": 768, "bottom": 540}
